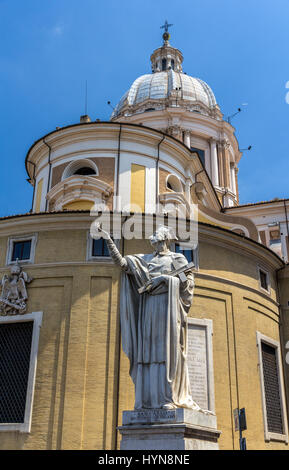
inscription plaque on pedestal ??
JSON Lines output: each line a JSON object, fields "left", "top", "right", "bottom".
{"left": 187, "top": 318, "right": 215, "bottom": 412}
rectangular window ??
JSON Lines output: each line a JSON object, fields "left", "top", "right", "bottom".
{"left": 261, "top": 342, "right": 283, "bottom": 435}
{"left": 0, "top": 322, "right": 33, "bottom": 424}
{"left": 0, "top": 312, "right": 42, "bottom": 433}
{"left": 191, "top": 147, "right": 205, "bottom": 167}
{"left": 12, "top": 240, "right": 32, "bottom": 261}
{"left": 174, "top": 243, "right": 199, "bottom": 269}
{"left": 259, "top": 269, "right": 268, "bottom": 291}
{"left": 257, "top": 332, "right": 288, "bottom": 443}
{"left": 87, "top": 233, "right": 119, "bottom": 262}
{"left": 92, "top": 238, "right": 110, "bottom": 257}
{"left": 175, "top": 243, "right": 193, "bottom": 263}
{"left": 258, "top": 266, "right": 271, "bottom": 294}
{"left": 7, "top": 234, "right": 37, "bottom": 265}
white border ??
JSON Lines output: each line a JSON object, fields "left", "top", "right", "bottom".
{"left": 6, "top": 233, "right": 38, "bottom": 266}
{"left": 166, "top": 174, "right": 183, "bottom": 193}
{"left": 187, "top": 318, "right": 215, "bottom": 412}
{"left": 256, "top": 331, "right": 288, "bottom": 443}
{"left": 0, "top": 312, "right": 43, "bottom": 433}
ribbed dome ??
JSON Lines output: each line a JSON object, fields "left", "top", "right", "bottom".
{"left": 111, "top": 70, "right": 217, "bottom": 119}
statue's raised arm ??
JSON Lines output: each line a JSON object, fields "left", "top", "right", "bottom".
{"left": 95, "top": 223, "right": 127, "bottom": 270}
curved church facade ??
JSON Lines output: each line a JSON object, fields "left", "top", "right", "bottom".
{"left": 0, "top": 31, "right": 289, "bottom": 450}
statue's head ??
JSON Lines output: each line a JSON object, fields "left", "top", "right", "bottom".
{"left": 149, "top": 226, "right": 177, "bottom": 253}
{"left": 10, "top": 262, "right": 21, "bottom": 277}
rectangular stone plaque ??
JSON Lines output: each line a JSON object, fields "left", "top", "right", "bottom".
{"left": 127, "top": 409, "right": 176, "bottom": 424}
{"left": 187, "top": 318, "right": 214, "bottom": 411}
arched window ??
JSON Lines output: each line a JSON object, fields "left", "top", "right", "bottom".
{"left": 73, "top": 167, "right": 96, "bottom": 176}
{"left": 162, "top": 58, "right": 167, "bottom": 71}
{"left": 166, "top": 174, "right": 183, "bottom": 193}
{"left": 171, "top": 59, "right": 175, "bottom": 70}
{"left": 62, "top": 159, "right": 99, "bottom": 180}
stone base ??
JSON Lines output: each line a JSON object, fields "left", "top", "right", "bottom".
{"left": 118, "top": 408, "right": 221, "bottom": 450}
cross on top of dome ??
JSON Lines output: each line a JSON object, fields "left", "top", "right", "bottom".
{"left": 160, "top": 20, "right": 173, "bottom": 43}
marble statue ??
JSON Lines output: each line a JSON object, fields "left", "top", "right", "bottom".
{"left": 97, "top": 224, "right": 202, "bottom": 411}
{"left": 0, "top": 261, "right": 32, "bottom": 316}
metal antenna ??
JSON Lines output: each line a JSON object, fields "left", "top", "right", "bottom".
{"left": 107, "top": 101, "right": 115, "bottom": 110}
{"left": 228, "top": 108, "right": 241, "bottom": 124}
{"left": 85, "top": 80, "right": 88, "bottom": 115}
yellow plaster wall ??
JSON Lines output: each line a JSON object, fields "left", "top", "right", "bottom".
{"left": 130, "top": 164, "right": 145, "bottom": 212}
{"left": 0, "top": 220, "right": 287, "bottom": 450}
{"left": 35, "top": 178, "right": 43, "bottom": 213}
{"left": 198, "top": 210, "right": 228, "bottom": 230}
{"left": 63, "top": 200, "right": 94, "bottom": 211}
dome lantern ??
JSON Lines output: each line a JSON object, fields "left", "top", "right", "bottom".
{"left": 150, "top": 22, "right": 183, "bottom": 73}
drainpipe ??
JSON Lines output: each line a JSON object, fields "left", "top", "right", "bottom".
{"left": 284, "top": 200, "right": 289, "bottom": 261}
{"left": 194, "top": 168, "right": 205, "bottom": 182}
{"left": 43, "top": 139, "right": 52, "bottom": 211}
{"left": 156, "top": 134, "right": 166, "bottom": 211}
{"left": 115, "top": 124, "right": 122, "bottom": 211}
{"left": 27, "top": 161, "right": 36, "bottom": 212}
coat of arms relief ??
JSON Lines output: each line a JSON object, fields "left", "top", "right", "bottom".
{"left": 0, "top": 261, "right": 32, "bottom": 316}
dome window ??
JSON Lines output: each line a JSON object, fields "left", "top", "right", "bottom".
{"left": 162, "top": 58, "right": 167, "bottom": 71}
{"left": 171, "top": 59, "right": 175, "bottom": 70}
{"left": 166, "top": 174, "right": 183, "bottom": 193}
{"left": 73, "top": 167, "right": 96, "bottom": 176}
{"left": 62, "top": 159, "right": 99, "bottom": 180}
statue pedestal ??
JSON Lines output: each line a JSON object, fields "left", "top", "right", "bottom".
{"left": 118, "top": 408, "right": 221, "bottom": 450}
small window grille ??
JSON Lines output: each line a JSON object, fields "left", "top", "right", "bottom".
{"left": 0, "top": 321, "right": 33, "bottom": 424}
{"left": 261, "top": 342, "right": 284, "bottom": 434}
{"left": 12, "top": 240, "right": 31, "bottom": 261}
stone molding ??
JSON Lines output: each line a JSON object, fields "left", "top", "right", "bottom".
{"left": 46, "top": 175, "right": 112, "bottom": 211}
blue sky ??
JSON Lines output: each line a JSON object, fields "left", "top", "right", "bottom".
{"left": 0, "top": 0, "right": 289, "bottom": 216}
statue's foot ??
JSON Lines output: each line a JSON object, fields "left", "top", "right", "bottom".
{"left": 162, "top": 403, "right": 175, "bottom": 410}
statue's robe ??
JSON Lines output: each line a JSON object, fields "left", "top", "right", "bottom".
{"left": 119, "top": 250, "right": 200, "bottom": 410}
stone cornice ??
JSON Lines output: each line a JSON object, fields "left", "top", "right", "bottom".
{"left": 0, "top": 212, "right": 282, "bottom": 269}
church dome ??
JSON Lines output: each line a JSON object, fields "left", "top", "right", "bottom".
{"left": 111, "top": 71, "right": 217, "bottom": 118}
{"left": 111, "top": 29, "right": 219, "bottom": 120}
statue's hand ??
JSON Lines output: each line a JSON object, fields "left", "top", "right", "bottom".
{"left": 94, "top": 222, "right": 110, "bottom": 240}
{"left": 149, "top": 275, "right": 170, "bottom": 291}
